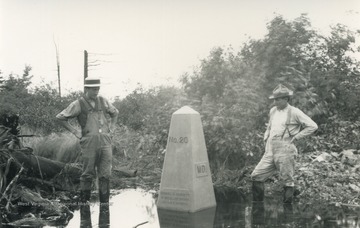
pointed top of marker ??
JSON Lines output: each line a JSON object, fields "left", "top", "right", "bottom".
{"left": 173, "top": 106, "right": 199, "bottom": 115}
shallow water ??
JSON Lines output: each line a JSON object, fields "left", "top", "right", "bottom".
{"left": 61, "top": 188, "right": 360, "bottom": 228}
{"left": 65, "top": 189, "right": 159, "bottom": 228}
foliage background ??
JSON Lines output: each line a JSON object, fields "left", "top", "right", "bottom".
{"left": 1, "top": 14, "right": 360, "bottom": 188}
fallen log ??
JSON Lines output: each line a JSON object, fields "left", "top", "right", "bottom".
{"left": 1, "top": 147, "right": 137, "bottom": 193}
{"left": 10, "top": 150, "right": 82, "bottom": 182}
{"left": 11, "top": 151, "right": 138, "bottom": 179}
{"left": 21, "top": 177, "right": 62, "bottom": 189}
{"left": 113, "top": 167, "right": 137, "bottom": 178}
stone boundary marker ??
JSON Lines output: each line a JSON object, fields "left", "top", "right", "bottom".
{"left": 157, "top": 106, "right": 216, "bottom": 212}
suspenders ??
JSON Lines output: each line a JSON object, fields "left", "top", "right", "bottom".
{"left": 79, "top": 96, "right": 107, "bottom": 114}
{"left": 281, "top": 107, "right": 292, "bottom": 139}
{"left": 269, "top": 106, "right": 295, "bottom": 139}
{"left": 77, "top": 96, "right": 107, "bottom": 131}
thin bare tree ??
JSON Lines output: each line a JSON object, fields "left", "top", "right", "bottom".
{"left": 53, "top": 37, "right": 61, "bottom": 97}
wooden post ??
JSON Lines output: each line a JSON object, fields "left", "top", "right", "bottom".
{"left": 84, "top": 50, "right": 88, "bottom": 80}
{"left": 84, "top": 50, "right": 88, "bottom": 92}
{"left": 57, "top": 60, "right": 61, "bottom": 97}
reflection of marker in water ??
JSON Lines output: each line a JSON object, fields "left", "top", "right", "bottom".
{"left": 157, "top": 207, "right": 216, "bottom": 228}
{"left": 157, "top": 106, "right": 216, "bottom": 212}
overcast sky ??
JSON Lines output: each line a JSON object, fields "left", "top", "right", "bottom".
{"left": 1, "top": 0, "right": 359, "bottom": 99}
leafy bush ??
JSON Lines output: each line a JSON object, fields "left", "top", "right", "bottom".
{"left": 180, "top": 14, "right": 360, "bottom": 172}
{"left": 0, "top": 68, "right": 82, "bottom": 135}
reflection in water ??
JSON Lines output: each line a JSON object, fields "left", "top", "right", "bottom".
{"left": 78, "top": 202, "right": 110, "bottom": 227}
{"left": 66, "top": 189, "right": 160, "bottom": 227}
{"left": 282, "top": 203, "right": 294, "bottom": 225}
{"left": 215, "top": 197, "right": 360, "bottom": 228}
{"left": 157, "top": 207, "right": 216, "bottom": 228}
{"left": 247, "top": 201, "right": 294, "bottom": 227}
{"left": 78, "top": 203, "right": 110, "bottom": 227}
{"left": 99, "top": 203, "right": 110, "bottom": 228}
{"left": 80, "top": 204, "right": 92, "bottom": 227}
{"left": 64, "top": 189, "right": 360, "bottom": 228}
{"left": 251, "top": 202, "right": 265, "bottom": 227}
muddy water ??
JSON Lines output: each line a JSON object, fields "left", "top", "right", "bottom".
{"left": 62, "top": 188, "right": 360, "bottom": 228}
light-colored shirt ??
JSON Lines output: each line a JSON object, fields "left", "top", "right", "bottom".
{"left": 264, "top": 104, "right": 318, "bottom": 141}
{"left": 269, "top": 105, "right": 289, "bottom": 138}
{"left": 56, "top": 96, "right": 118, "bottom": 120}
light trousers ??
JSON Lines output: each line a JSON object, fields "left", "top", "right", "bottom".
{"left": 80, "top": 134, "right": 112, "bottom": 191}
{"left": 251, "top": 138, "right": 297, "bottom": 187}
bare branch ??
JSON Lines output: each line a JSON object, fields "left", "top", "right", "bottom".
{"left": 53, "top": 35, "right": 61, "bottom": 97}
{"left": 87, "top": 52, "right": 116, "bottom": 56}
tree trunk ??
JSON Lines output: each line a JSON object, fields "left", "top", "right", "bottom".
{"left": 11, "top": 150, "right": 82, "bottom": 183}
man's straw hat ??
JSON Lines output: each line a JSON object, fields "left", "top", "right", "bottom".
{"left": 84, "top": 77, "right": 101, "bottom": 87}
{"left": 269, "top": 84, "right": 293, "bottom": 99}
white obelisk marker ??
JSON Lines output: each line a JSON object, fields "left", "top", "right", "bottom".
{"left": 157, "top": 106, "right": 216, "bottom": 212}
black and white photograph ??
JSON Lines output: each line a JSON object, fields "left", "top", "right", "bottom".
{"left": 1, "top": 0, "right": 360, "bottom": 227}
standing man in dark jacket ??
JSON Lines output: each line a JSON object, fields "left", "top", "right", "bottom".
{"left": 56, "top": 77, "right": 118, "bottom": 226}
{"left": 251, "top": 84, "right": 318, "bottom": 203}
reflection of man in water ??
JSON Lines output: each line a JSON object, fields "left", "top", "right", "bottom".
{"left": 250, "top": 84, "right": 318, "bottom": 203}
{"left": 56, "top": 77, "right": 118, "bottom": 226}
{"left": 250, "top": 199, "right": 295, "bottom": 227}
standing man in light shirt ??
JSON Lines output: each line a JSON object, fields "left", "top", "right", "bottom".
{"left": 56, "top": 77, "right": 118, "bottom": 227}
{"left": 251, "top": 84, "right": 318, "bottom": 203}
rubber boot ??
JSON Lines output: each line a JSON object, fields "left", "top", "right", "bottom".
{"left": 99, "top": 178, "right": 110, "bottom": 203}
{"left": 252, "top": 181, "right": 264, "bottom": 202}
{"left": 283, "top": 186, "right": 294, "bottom": 204}
{"left": 98, "top": 178, "right": 110, "bottom": 227}
{"left": 80, "top": 190, "right": 92, "bottom": 228}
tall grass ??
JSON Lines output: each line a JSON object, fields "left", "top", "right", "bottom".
{"left": 21, "top": 127, "right": 80, "bottom": 163}
{"left": 19, "top": 125, "right": 165, "bottom": 172}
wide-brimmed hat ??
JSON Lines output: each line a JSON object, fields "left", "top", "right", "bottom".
{"left": 84, "top": 77, "right": 101, "bottom": 87}
{"left": 269, "top": 84, "right": 293, "bottom": 99}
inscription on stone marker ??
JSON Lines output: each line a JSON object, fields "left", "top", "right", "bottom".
{"left": 168, "top": 136, "right": 189, "bottom": 144}
{"left": 159, "top": 189, "right": 190, "bottom": 207}
{"left": 195, "top": 162, "right": 208, "bottom": 177}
